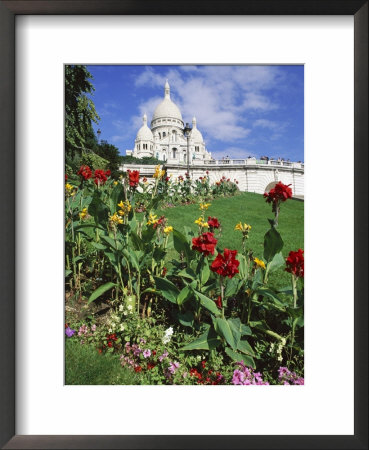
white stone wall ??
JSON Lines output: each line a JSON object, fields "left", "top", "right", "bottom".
{"left": 120, "top": 162, "right": 304, "bottom": 197}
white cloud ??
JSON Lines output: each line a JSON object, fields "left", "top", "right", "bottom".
{"left": 133, "top": 65, "right": 282, "bottom": 146}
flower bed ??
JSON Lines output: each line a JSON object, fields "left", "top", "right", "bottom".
{"left": 65, "top": 166, "right": 304, "bottom": 385}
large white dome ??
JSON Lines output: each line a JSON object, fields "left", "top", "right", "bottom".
{"left": 152, "top": 80, "right": 183, "bottom": 122}
{"left": 136, "top": 114, "right": 153, "bottom": 141}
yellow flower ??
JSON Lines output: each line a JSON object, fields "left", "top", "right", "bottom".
{"left": 254, "top": 257, "right": 266, "bottom": 270}
{"left": 194, "top": 217, "right": 209, "bottom": 228}
{"left": 117, "top": 200, "right": 132, "bottom": 216}
{"left": 147, "top": 213, "right": 158, "bottom": 226}
{"left": 109, "top": 212, "right": 124, "bottom": 225}
{"left": 163, "top": 226, "right": 173, "bottom": 234}
{"left": 113, "top": 181, "right": 119, "bottom": 186}
{"left": 153, "top": 165, "right": 165, "bottom": 179}
{"left": 79, "top": 207, "right": 88, "bottom": 219}
{"left": 199, "top": 202, "right": 211, "bottom": 211}
{"left": 65, "top": 183, "right": 76, "bottom": 197}
{"left": 234, "top": 222, "right": 252, "bottom": 232}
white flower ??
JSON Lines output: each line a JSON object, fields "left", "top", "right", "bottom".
{"left": 162, "top": 336, "right": 171, "bottom": 344}
{"left": 281, "top": 338, "right": 287, "bottom": 346}
{"left": 277, "top": 355, "right": 283, "bottom": 362}
{"left": 165, "top": 327, "right": 174, "bottom": 336}
{"left": 127, "top": 304, "right": 133, "bottom": 311}
{"left": 269, "top": 343, "right": 275, "bottom": 352}
{"left": 123, "top": 311, "right": 128, "bottom": 316}
{"left": 108, "top": 328, "right": 112, "bottom": 333}
{"left": 120, "top": 324, "right": 125, "bottom": 331}
{"left": 119, "top": 304, "right": 123, "bottom": 312}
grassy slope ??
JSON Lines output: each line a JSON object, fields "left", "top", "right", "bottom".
{"left": 65, "top": 339, "right": 140, "bottom": 385}
{"left": 156, "top": 192, "right": 304, "bottom": 289}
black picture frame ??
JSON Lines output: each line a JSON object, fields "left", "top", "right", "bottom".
{"left": 0, "top": 1, "right": 367, "bottom": 449}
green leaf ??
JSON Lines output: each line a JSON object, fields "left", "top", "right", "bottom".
{"left": 88, "top": 282, "right": 117, "bottom": 304}
{"left": 227, "top": 318, "right": 241, "bottom": 347}
{"left": 89, "top": 191, "right": 109, "bottom": 226}
{"left": 263, "top": 226, "right": 284, "bottom": 262}
{"left": 177, "top": 311, "right": 195, "bottom": 328}
{"left": 100, "top": 235, "right": 118, "bottom": 250}
{"left": 178, "top": 267, "right": 196, "bottom": 280}
{"left": 225, "top": 277, "right": 240, "bottom": 297}
{"left": 227, "top": 317, "right": 252, "bottom": 339}
{"left": 65, "top": 269, "right": 72, "bottom": 277}
{"left": 200, "top": 259, "right": 210, "bottom": 285}
{"left": 92, "top": 242, "right": 106, "bottom": 250}
{"left": 225, "top": 347, "right": 256, "bottom": 369}
{"left": 266, "top": 251, "right": 285, "bottom": 274}
{"left": 173, "top": 229, "right": 191, "bottom": 253}
{"left": 237, "top": 339, "right": 255, "bottom": 356}
{"left": 215, "top": 317, "right": 236, "bottom": 350}
{"left": 193, "top": 289, "right": 220, "bottom": 316}
{"left": 237, "top": 253, "right": 249, "bottom": 279}
{"left": 181, "top": 329, "right": 220, "bottom": 351}
{"left": 123, "top": 249, "right": 140, "bottom": 272}
{"left": 177, "top": 285, "right": 193, "bottom": 306}
{"left": 256, "top": 287, "right": 285, "bottom": 307}
{"left": 130, "top": 231, "right": 144, "bottom": 251}
{"left": 153, "top": 276, "right": 180, "bottom": 304}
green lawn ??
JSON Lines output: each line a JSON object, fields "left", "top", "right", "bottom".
{"left": 156, "top": 192, "right": 304, "bottom": 289}
{"left": 65, "top": 339, "right": 140, "bottom": 385}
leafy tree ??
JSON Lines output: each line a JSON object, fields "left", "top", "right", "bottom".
{"left": 95, "top": 140, "right": 122, "bottom": 178}
{"left": 65, "top": 65, "right": 100, "bottom": 159}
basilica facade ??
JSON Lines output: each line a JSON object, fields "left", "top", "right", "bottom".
{"left": 126, "top": 81, "right": 212, "bottom": 164}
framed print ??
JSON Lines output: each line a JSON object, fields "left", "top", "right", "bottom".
{"left": 0, "top": 1, "right": 367, "bottom": 449}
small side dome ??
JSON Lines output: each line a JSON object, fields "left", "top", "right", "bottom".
{"left": 136, "top": 113, "right": 154, "bottom": 141}
{"left": 190, "top": 116, "right": 204, "bottom": 143}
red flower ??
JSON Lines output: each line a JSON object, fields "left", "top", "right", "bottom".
{"left": 192, "top": 232, "right": 217, "bottom": 256}
{"left": 153, "top": 215, "right": 166, "bottom": 229}
{"left": 147, "top": 362, "right": 156, "bottom": 370}
{"left": 77, "top": 165, "right": 92, "bottom": 180}
{"left": 65, "top": 174, "right": 68, "bottom": 181}
{"left": 162, "top": 267, "right": 167, "bottom": 277}
{"left": 215, "top": 295, "right": 222, "bottom": 309}
{"left": 285, "top": 249, "right": 304, "bottom": 278}
{"left": 134, "top": 366, "right": 142, "bottom": 372}
{"left": 206, "top": 171, "right": 209, "bottom": 175}
{"left": 264, "top": 182, "right": 292, "bottom": 204}
{"left": 207, "top": 216, "right": 220, "bottom": 229}
{"left": 127, "top": 169, "right": 140, "bottom": 188}
{"left": 165, "top": 176, "right": 170, "bottom": 182}
{"left": 152, "top": 350, "right": 157, "bottom": 356}
{"left": 105, "top": 169, "right": 111, "bottom": 177}
{"left": 107, "top": 341, "right": 113, "bottom": 348}
{"left": 94, "top": 169, "right": 108, "bottom": 186}
{"left": 210, "top": 248, "right": 240, "bottom": 278}
{"left": 201, "top": 360, "right": 206, "bottom": 369}
{"left": 143, "top": 177, "right": 147, "bottom": 183}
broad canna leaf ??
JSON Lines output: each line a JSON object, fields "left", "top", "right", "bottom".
{"left": 181, "top": 328, "right": 220, "bottom": 351}
{"left": 153, "top": 276, "right": 180, "bottom": 304}
{"left": 225, "top": 347, "right": 256, "bottom": 369}
{"left": 192, "top": 289, "right": 220, "bottom": 316}
{"left": 215, "top": 317, "right": 236, "bottom": 350}
{"left": 177, "top": 285, "right": 193, "bottom": 306}
{"left": 237, "top": 339, "right": 255, "bottom": 356}
{"left": 88, "top": 282, "right": 117, "bottom": 304}
{"left": 263, "top": 226, "right": 284, "bottom": 262}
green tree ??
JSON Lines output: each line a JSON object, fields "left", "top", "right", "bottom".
{"left": 65, "top": 65, "right": 100, "bottom": 159}
{"left": 95, "top": 140, "right": 122, "bottom": 179}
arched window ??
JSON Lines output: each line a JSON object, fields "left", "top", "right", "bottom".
{"left": 172, "top": 130, "right": 177, "bottom": 142}
{"left": 159, "top": 133, "right": 161, "bottom": 139}
{"left": 156, "top": 152, "right": 159, "bottom": 159}
{"left": 172, "top": 148, "right": 177, "bottom": 159}
{"left": 163, "top": 132, "right": 166, "bottom": 138}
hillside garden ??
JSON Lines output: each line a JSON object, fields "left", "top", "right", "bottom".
{"left": 65, "top": 167, "right": 304, "bottom": 385}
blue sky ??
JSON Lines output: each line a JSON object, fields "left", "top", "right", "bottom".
{"left": 87, "top": 65, "right": 304, "bottom": 162}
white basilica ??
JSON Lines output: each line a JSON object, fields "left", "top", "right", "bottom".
{"left": 126, "top": 81, "right": 212, "bottom": 164}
